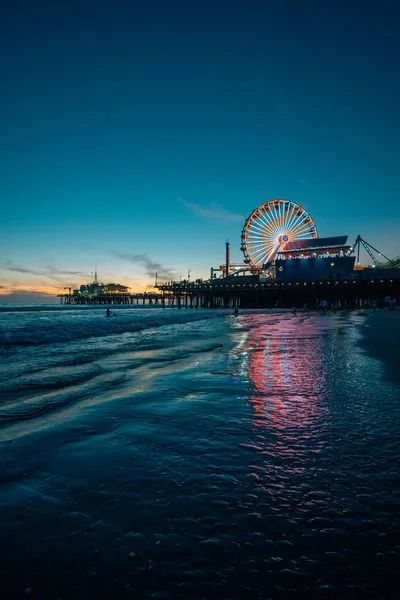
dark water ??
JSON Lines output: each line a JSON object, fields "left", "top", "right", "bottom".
{"left": 0, "top": 307, "right": 399, "bottom": 599}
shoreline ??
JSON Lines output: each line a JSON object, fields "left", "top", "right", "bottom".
{"left": 359, "top": 310, "right": 400, "bottom": 384}
{"left": 1, "top": 307, "right": 399, "bottom": 598}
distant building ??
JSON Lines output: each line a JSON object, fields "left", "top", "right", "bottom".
{"left": 102, "top": 283, "right": 129, "bottom": 294}
{"left": 74, "top": 281, "right": 129, "bottom": 296}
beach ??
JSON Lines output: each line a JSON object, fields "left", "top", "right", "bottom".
{"left": 361, "top": 310, "right": 400, "bottom": 384}
{"left": 0, "top": 306, "right": 399, "bottom": 599}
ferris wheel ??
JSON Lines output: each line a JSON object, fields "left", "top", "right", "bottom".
{"left": 241, "top": 199, "right": 318, "bottom": 268}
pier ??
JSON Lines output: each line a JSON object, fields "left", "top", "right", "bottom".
{"left": 56, "top": 276, "right": 400, "bottom": 309}
{"left": 56, "top": 200, "right": 400, "bottom": 311}
{"left": 57, "top": 292, "right": 167, "bottom": 306}
{"left": 58, "top": 275, "right": 399, "bottom": 310}
{"left": 155, "top": 276, "right": 400, "bottom": 309}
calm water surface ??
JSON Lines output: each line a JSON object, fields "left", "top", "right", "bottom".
{"left": 0, "top": 308, "right": 398, "bottom": 599}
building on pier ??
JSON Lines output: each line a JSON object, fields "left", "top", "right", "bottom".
{"left": 211, "top": 200, "right": 399, "bottom": 284}
{"left": 274, "top": 236, "right": 356, "bottom": 282}
{"left": 73, "top": 267, "right": 129, "bottom": 297}
{"left": 74, "top": 282, "right": 129, "bottom": 296}
{"left": 57, "top": 200, "right": 399, "bottom": 309}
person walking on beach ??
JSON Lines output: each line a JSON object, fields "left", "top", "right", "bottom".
{"left": 106, "top": 308, "right": 111, "bottom": 317}
{"left": 233, "top": 306, "right": 239, "bottom": 316}
{"left": 321, "top": 299, "right": 328, "bottom": 315}
{"left": 384, "top": 295, "right": 391, "bottom": 311}
{"left": 292, "top": 306, "right": 297, "bottom": 316}
{"left": 302, "top": 303, "right": 309, "bottom": 314}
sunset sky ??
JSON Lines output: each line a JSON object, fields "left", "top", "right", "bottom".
{"left": 1, "top": 0, "right": 399, "bottom": 302}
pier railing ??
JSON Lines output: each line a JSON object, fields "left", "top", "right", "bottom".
{"left": 57, "top": 293, "right": 165, "bottom": 305}
{"left": 57, "top": 276, "right": 399, "bottom": 309}
{"left": 154, "top": 277, "right": 399, "bottom": 309}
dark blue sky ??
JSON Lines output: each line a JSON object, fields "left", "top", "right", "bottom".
{"left": 1, "top": 0, "right": 399, "bottom": 298}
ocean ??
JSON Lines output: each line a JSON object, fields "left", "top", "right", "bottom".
{"left": 0, "top": 304, "right": 399, "bottom": 599}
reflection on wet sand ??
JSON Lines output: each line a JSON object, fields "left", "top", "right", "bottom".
{"left": 237, "top": 314, "right": 330, "bottom": 434}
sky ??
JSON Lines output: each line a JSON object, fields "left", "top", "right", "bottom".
{"left": 1, "top": 0, "right": 399, "bottom": 302}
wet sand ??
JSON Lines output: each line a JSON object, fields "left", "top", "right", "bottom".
{"left": 360, "top": 310, "right": 400, "bottom": 383}
{"left": 1, "top": 310, "right": 399, "bottom": 599}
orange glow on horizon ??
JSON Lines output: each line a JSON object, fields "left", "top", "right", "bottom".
{"left": 0, "top": 281, "right": 153, "bottom": 299}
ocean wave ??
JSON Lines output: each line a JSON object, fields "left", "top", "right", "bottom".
{"left": 0, "top": 364, "right": 103, "bottom": 403}
{"left": 0, "top": 309, "right": 221, "bottom": 347}
{"left": 0, "top": 371, "right": 127, "bottom": 422}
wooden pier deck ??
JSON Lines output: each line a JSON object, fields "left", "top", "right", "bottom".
{"left": 57, "top": 293, "right": 167, "bottom": 305}
{"left": 58, "top": 276, "right": 400, "bottom": 309}
{"left": 155, "top": 276, "right": 400, "bottom": 309}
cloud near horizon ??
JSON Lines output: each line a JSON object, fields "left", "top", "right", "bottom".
{"left": 0, "top": 289, "right": 59, "bottom": 303}
{"left": 2, "top": 261, "right": 88, "bottom": 283}
{"left": 180, "top": 198, "right": 244, "bottom": 222}
{"left": 4, "top": 289, "right": 54, "bottom": 296}
{"left": 111, "top": 252, "right": 176, "bottom": 279}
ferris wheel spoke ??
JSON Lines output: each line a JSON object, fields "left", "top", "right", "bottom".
{"left": 279, "top": 201, "right": 287, "bottom": 229}
{"left": 247, "top": 234, "right": 272, "bottom": 244}
{"left": 268, "top": 205, "right": 285, "bottom": 231}
{"left": 252, "top": 248, "right": 271, "bottom": 265}
{"left": 251, "top": 247, "right": 273, "bottom": 260}
{"left": 254, "top": 221, "right": 279, "bottom": 240}
{"left": 288, "top": 219, "right": 307, "bottom": 240}
{"left": 281, "top": 203, "right": 294, "bottom": 231}
{"left": 251, "top": 236, "right": 274, "bottom": 250}
{"left": 280, "top": 200, "right": 290, "bottom": 226}
{"left": 268, "top": 202, "right": 284, "bottom": 234}
{"left": 285, "top": 208, "right": 306, "bottom": 233}
{"left": 249, "top": 221, "right": 277, "bottom": 241}
{"left": 285, "top": 209, "right": 303, "bottom": 233}
{"left": 250, "top": 237, "right": 274, "bottom": 254}
{"left": 287, "top": 203, "right": 311, "bottom": 231}
{"left": 255, "top": 208, "right": 277, "bottom": 232}
{"left": 248, "top": 251, "right": 266, "bottom": 266}
{"left": 261, "top": 202, "right": 279, "bottom": 229}
{"left": 256, "top": 211, "right": 276, "bottom": 235}
{"left": 242, "top": 200, "right": 317, "bottom": 265}
{"left": 292, "top": 225, "right": 311, "bottom": 237}
{"left": 258, "top": 211, "right": 288, "bottom": 243}
{"left": 250, "top": 246, "right": 269, "bottom": 262}
{"left": 291, "top": 222, "right": 312, "bottom": 238}
{"left": 248, "top": 213, "right": 269, "bottom": 231}
{"left": 247, "top": 242, "right": 270, "bottom": 253}
{"left": 266, "top": 243, "right": 280, "bottom": 263}
{"left": 252, "top": 235, "right": 276, "bottom": 250}
{"left": 286, "top": 202, "right": 298, "bottom": 228}
{"left": 259, "top": 222, "right": 281, "bottom": 240}
{"left": 248, "top": 217, "right": 271, "bottom": 235}
{"left": 246, "top": 229, "right": 273, "bottom": 242}
{"left": 291, "top": 221, "right": 307, "bottom": 235}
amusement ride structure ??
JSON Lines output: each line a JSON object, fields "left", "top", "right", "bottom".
{"left": 149, "top": 197, "right": 400, "bottom": 311}
{"left": 58, "top": 198, "right": 399, "bottom": 308}
{"left": 241, "top": 199, "right": 318, "bottom": 268}
{"left": 212, "top": 198, "right": 398, "bottom": 280}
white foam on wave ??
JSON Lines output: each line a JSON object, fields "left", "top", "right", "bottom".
{"left": 0, "top": 307, "right": 222, "bottom": 347}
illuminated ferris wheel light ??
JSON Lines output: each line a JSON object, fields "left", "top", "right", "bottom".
{"left": 240, "top": 199, "right": 318, "bottom": 268}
